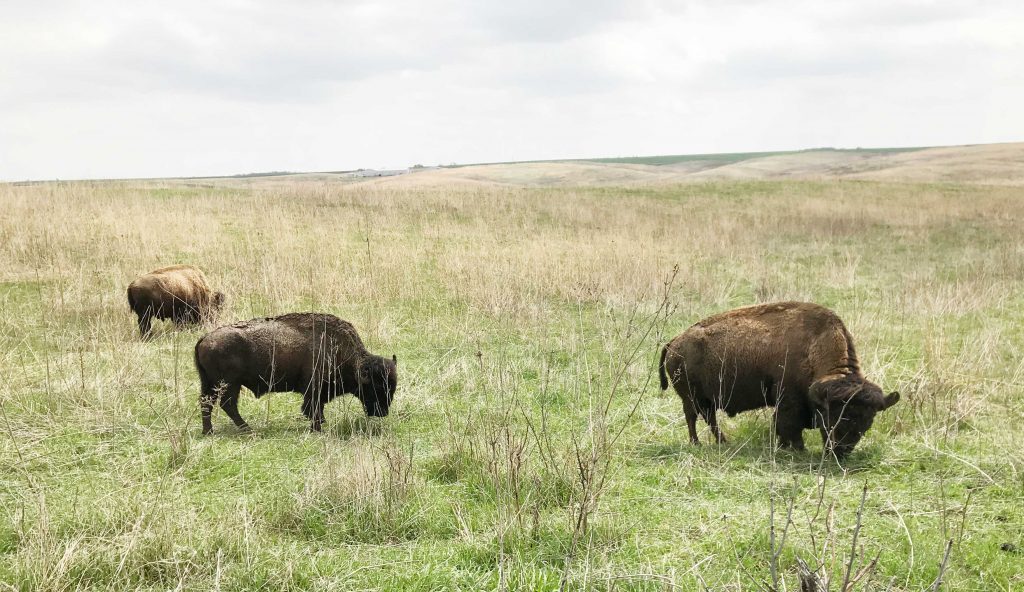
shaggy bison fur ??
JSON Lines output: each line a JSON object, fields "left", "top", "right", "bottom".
{"left": 659, "top": 302, "right": 899, "bottom": 457}
{"left": 194, "top": 312, "right": 397, "bottom": 434}
{"left": 127, "top": 265, "right": 224, "bottom": 338}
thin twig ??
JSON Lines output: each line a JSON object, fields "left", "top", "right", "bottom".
{"left": 840, "top": 483, "right": 869, "bottom": 592}
{"left": 928, "top": 539, "right": 953, "bottom": 591}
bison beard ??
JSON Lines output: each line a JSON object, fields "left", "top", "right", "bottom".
{"left": 194, "top": 313, "right": 397, "bottom": 434}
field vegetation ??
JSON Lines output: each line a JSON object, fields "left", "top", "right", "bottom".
{"left": 0, "top": 177, "right": 1021, "bottom": 590}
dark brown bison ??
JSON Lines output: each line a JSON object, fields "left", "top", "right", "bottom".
{"left": 127, "top": 265, "right": 225, "bottom": 338}
{"left": 194, "top": 312, "right": 397, "bottom": 434}
{"left": 659, "top": 302, "right": 899, "bottom": 457}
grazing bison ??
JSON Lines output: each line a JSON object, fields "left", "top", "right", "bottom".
{"left": 127, "top": 265, "right": 225, "bottom": 338}
{"left": 659, "top": 302, "right": 899, "bottom": 457}
{"left": 194, "top": 313, "right": 397, "bottom": 434}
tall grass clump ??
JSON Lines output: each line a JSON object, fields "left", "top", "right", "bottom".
{"left": 273, "top": 440, "right": 435, "bottom": 544}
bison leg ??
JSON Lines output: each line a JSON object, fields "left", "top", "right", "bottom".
{"left": 218, "top": 384, "right": 250, "bottom": 432}
{"left": 691, "top": 385, "right": 726, "bottom": 444}
{"left": 683, "top": 407, "right": 700, "bottom": 445}
{"left": 180, "top": 305, "right": 201, "bottom": 326}
{"left": 774, "top": 386, "right": 807, "bottom": 451}
{"left": 775, "top": 406, "right": 806, "bottom": 450}
{"left": 301, "top": 391, "right": 326, "bottom": 432}
{"left": 676, "top": 377, "right": 704, "bottom": 445}
{"left": 680, "top": 392, "right": 701, "bottom": 444}
{"left": 137, "top": 309, "right": 154, "bottom": 339}
{"left": 309, "top": 400, "right": 326, "bottom": 432}
{"left": 200, "top": 378, "right": 220, "bottom": 435}
{"left": 200, "top": 393, "right": 216, "bottom": 435}
{"left": 171, "top": 308, "right": 188, "bottom": 326}
{"left": 704, "top": 410, "right": 727, "bottom": 444}
{"left": 776, "top": 425, "right": 806, "bottom": 451}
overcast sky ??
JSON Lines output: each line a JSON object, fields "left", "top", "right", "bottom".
{"left": 1, "top": 0, "right": 1021, "bottom": 180}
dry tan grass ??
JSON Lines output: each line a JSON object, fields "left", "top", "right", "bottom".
{"left": 845, "top": 142, "right": 1024, "bottom": 185}
{"left": 1, "top": 177, "right": 1022, "bottom": 590}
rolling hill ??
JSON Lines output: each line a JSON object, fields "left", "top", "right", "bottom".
{"left": 359, "top": 142, "right": 1024, "bottom": 187}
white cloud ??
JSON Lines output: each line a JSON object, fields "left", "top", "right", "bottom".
{"left": 0, "top": 0, "right": 1021, "bottom": 179}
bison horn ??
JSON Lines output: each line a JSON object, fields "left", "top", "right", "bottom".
{"left": 808, "top": 380, "right": 828, "bottom": 407}
{"left": 392, "top": 354, "right": 397, "bottom": 364}
{"left": 880, "top": 391, "right": 900, "bottom": 410}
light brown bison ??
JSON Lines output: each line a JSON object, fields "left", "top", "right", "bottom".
{"left": 127, "top": 265, "right": 224, "bottom": 338}
{"left": 659, "top": 302, "right": 899, "bottom": 457}
{"left": 193, "top": 312, "right": 397, "bottom": 434}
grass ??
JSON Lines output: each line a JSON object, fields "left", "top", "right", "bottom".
{"left": 0, "top": 177, "right": 1022, "bottom": 590}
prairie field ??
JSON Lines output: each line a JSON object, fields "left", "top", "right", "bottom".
{"left": 0, "top": 177, "right": 1022, "bottom": 590}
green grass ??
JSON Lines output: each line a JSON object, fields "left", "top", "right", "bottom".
{"left": 0, "top": 178, "right": 1021, "bottom": 590}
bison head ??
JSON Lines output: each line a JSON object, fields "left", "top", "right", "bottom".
{"left": 810, "top": 376, "right": 899, "bottom": 458}
{"left": 356, "top": 354, "right": 398, "bottom": 417}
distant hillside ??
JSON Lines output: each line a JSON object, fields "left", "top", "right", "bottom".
{"left": 577, "top": 146, "right": 925, "bottom": 167}
{"left": 66, "top": 142, "right": 1018, "bottom": 188}
{"left": 437, "top": 146, "right": 926, "bottom": 170}
{"left": 360, "top": 143, "right": 1024, "bottom": 187}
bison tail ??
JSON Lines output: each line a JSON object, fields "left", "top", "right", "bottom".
{"left": 658, "top": 344, "right": 669, "bottom": 391}
{"left": 126, "top": 286, "right": 136, "bottom": 311}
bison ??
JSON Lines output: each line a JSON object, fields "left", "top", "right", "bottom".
{"left": 659, "top": 302, "right": 899, "bottom": 457}
{"left": 127, "top": 265, "right": 225, "bottom": 338}
{"left": 193, "top": 312, "right": 397, "bottom": 434}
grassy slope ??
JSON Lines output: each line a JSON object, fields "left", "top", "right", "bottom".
{"left": 439, "top": 146, "right": 928, "bottom": 169}
{"left": 0, "top": 179, "right": 1021, "bottom": 591}
{"left": 579, "top": 147, "right": 927, "bottom": 167}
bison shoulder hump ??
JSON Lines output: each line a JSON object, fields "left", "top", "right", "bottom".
{"left": 268, "top": 313, "right": 365, "bottom": 345}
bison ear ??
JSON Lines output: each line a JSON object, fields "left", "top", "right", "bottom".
{"left": 392, "top": 354, "right": 397, "bottom": 364}
{"left": 880, "top": 391, "right": 900, "bottom": 411}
